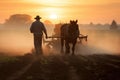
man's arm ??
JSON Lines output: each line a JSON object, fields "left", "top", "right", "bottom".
{"left": 30, "top": 23, "right": 34, "bottom": 33}
{"left": 42, "top": 23, "right": 48, "bottom": 38}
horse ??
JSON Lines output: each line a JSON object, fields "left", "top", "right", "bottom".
{"left": 61, "top": 20, "right": 80, "bottom": 55}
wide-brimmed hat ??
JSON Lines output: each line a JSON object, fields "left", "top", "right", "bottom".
{"left": 34, "top": 15, "right": 41, "bottom": 19}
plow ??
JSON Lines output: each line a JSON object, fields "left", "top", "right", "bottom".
{"left": 43, "top": 34, "right": 88, "bottom": 53}
{"left": 47, "top": 34, "right": 88, "bottom": 42}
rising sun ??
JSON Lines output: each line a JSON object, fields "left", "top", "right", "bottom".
{"left": 49, "top": 13, "right": 58, "bottom": 19}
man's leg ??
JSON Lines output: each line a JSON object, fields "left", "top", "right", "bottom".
{"left": 34, "top": 34, "right": 42, "bottom": 55}
{"left": 38, "top": 35, "right": 43, "bottom": 55}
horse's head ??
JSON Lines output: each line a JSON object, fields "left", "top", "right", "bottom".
{"left": 70, "top": 20, "right": 78, "bottom": 25}
{"left": 69, "top": 20, "right": 79, "bottom": 34}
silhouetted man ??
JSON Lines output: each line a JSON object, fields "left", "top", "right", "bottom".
{"left": 30, "top": 15, "right": 48, "bottom": 55}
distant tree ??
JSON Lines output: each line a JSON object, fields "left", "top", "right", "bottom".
{"left": 44, "top": 20, "right": 53, "bottom": 25}
{"left": 89, "top": 22, "right": 94, "bottom": 26}
{"left": 110, "top": 20, "right": 118, "bottom": 30}
{"left": 4, "top": 14, "right": 32, "bottom": 27}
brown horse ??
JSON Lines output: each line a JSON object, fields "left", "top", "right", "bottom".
{"left": 61, "top": 20, "right": 80, "bottom": 55}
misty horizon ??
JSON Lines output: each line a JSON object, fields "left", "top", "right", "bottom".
{"left": 0, "top": 13, "right": 120, "bottom": 24}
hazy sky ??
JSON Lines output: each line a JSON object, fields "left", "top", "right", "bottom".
{"left": 0, "top": 0, "right": 120, "bottom": 24}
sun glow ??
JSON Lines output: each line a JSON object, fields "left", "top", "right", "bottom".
{"left": 49, "top": 13, "right": 58, "bottom": 19}
{"left": 28, "top": 0, "right": 65, "bottom": 4}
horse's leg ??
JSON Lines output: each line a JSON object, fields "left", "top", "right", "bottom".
{"left": 65, "top": 41, "right": 70, "bottom": 55}
{"left": 61, "top": 38, "right": 64, "bottom": 53}
{"left": 72, "top": 40, "right": 77, "bottom": 55}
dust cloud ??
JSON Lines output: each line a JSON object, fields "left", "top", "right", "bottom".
{"left": 75, "top": 30, "right": 120, "bottom": 55}
{"left": 0, "top": 27, "right": 120, "bottom": 56}
{"left": 0, "top": 24, "right": 120, "bottom": 56}
{"left": 0, "top": 25, "right": 55, "bottom": 56}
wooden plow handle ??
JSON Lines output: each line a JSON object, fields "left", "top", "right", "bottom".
{"left": 48, "top": 35, "right": 88, "bottom": 41}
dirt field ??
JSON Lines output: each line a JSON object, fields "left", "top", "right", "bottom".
{"left": 0, "top": 54, "right": 120, "bottom": 80}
